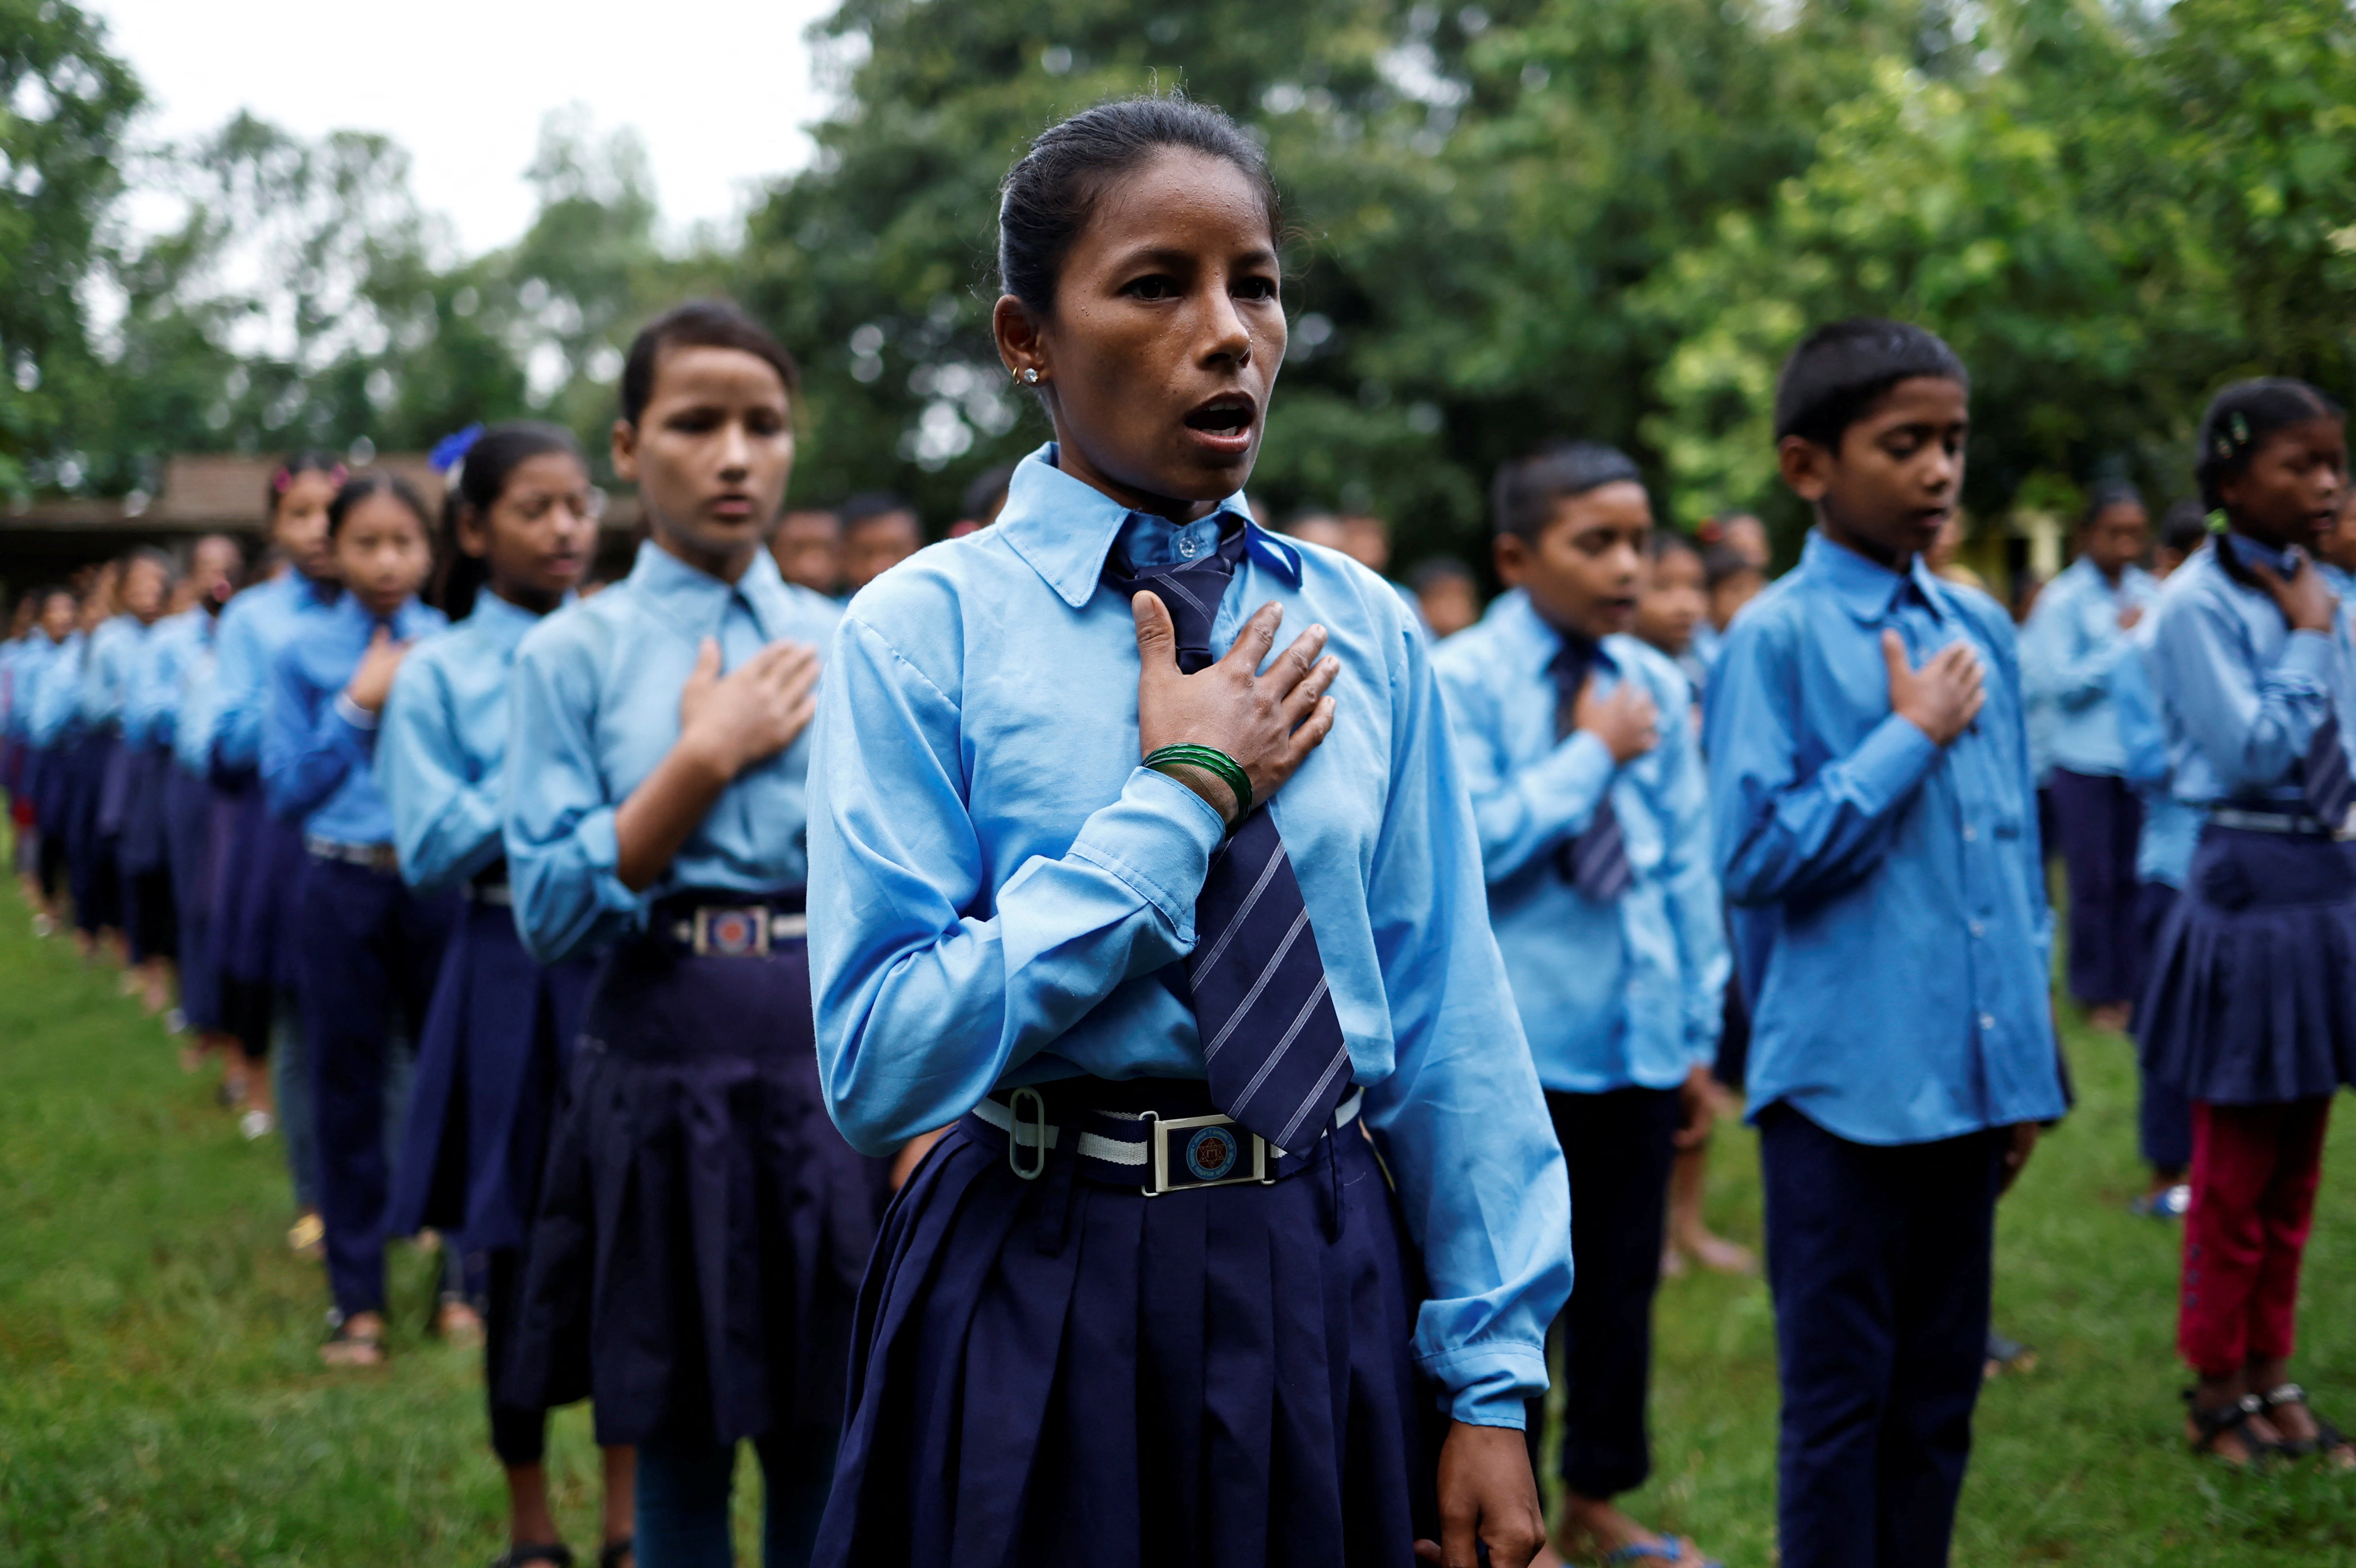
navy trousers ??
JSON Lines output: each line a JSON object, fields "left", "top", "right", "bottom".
{"left": 2132, "top": 880, "right": 2193, "bottom": 1173}
{"left": 1525, "top": 1085, "right": 1679, "bottom": 1499}
{"left": 2049, "top": 768, "right": 2143, "bottom": 1007}
{"left": 1760, "top": 1104, "right": 2005, "bottom": 1568}
{"left": 294, "top": 856, "right": 456, "bottom": 1315}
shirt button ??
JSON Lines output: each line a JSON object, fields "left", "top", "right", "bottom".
{"left": 1962, "top": 825, "right": 1978, "bottom": 843}
{"left": 1980, "top": 1013, "right": 1996, "bottom": 1032}
{"left": 1178, "top": 536, "right": 1199, "bottom": 558}
{"left": 1970, "top": 920, "right": 1985, "bottom": 938}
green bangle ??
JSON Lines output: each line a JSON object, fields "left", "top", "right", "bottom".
{"left": 1143, "top": 743, "right": 1253, "bottom": 821}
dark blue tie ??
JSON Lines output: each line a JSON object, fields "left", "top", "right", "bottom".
{"left": 1551, "top": 639, "right": 1634, "bottom": 901}
{"left": 1104, "top": 527, "right": 1354, "bottom": 1154}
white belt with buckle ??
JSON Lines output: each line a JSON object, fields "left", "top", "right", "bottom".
{"left": 2209, "top": 806, "right": 2355, "bottom": 839}
{"left": 666, "top": 905, "right": 809, "bottom": 956}
{"left": 971, "top": 1088, "right": 1364, "bottom": 1195}
{"left": 305, "top": 835, "right": 400, "bottom": 873}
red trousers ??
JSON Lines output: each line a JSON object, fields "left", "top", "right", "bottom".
{"left": 2178, "top": 1098, "right": 2333, "bottom": 1378}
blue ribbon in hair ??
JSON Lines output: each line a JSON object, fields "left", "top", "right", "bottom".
{"left": 430, "top": 423, "right": 485, "bottom": 476}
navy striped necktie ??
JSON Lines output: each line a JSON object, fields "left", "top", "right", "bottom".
{"left": 2306, "top": 712, "right": 2356, "bottom": 831}
{"left": 1551, "top": 637, "right": 1634, "bottom": 901}
{"left": 1104, "top": 528, "right": 1354, "bottom": 1154}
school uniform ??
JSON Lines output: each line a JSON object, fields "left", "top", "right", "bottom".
{"left": 65, "top": 613, "right": 145, "bottom": 940}
{"left": 378, "top": 590, "right": 596, "bottom": 1470}
{"left": 118, "top": 612, "right": 200, "bottom": 969}
{"left": 1434, "top": 591, "right": 1727, "bottom": 1503}
{"left": 27, "top": 631, "right": 91, "bottom": 913}
{"left": 214, "top": 572, "right": 339, "bottom": 1207}
{"left": 1704, "top": 531, "right": 2067, "bottom": 1568}
{"left": 163, "top": 613, "right": 228, "bottom": 1037}
{"left": 264, "top": 591, "right": 455, "bottom": 1318}
{"left": 2108, "top": 617, "right": 2196, "bottom": 1177}
{"left": 501, "top": 541, "right": 889, "bottom": 1562}
{"left": 2024, "top": 555, "right": 2162, "bottom": 1007}
{"left": 2140, "top": 536, "right": 2356, "bottom": 1379}
{"left": 18, "top": 632, "right": 79, "bottom": 902}
{"left": 804, "top": 446, "right": 1572, "bottom": 1568}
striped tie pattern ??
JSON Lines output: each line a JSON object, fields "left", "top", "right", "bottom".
{"left": 1104, "top": 528, "right": 1354, "bottom": 1154}
{"left": 1552, "top": 640, "right": 1635, "bottom": 901}
{"left": 2306, "top": 711, "right": 2356, "bottom": 833}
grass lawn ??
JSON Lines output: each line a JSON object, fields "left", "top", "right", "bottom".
{"left": 2, "top": 870, "right": 2354, "bottom": 1564}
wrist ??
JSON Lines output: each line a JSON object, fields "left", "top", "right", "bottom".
{"left": 672, "top": 725, "right": 741, "bottom": 785}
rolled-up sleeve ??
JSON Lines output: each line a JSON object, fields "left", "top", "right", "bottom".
{"left": 503, "top": 624, "right": 647, "bottom": 964}
{"left": 807, "top": 612, "right": 1227, "bottom": 1157}
{"left": 380, "top": 658, "right": 504, "bottom": 894}
{"left": 1360, "top": 624, "right": 1572, "bottom": 1429}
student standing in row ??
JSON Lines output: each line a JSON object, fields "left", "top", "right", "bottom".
{"left": 94, "top": 550, "right": 177, "bottom": 1010}
{"left": 501, "top": 301, "right": 888, "bottom": 1568}
{"left": 377, "top": 423, "right": 637, "bottom": 1568}
{"left": 264, "top": 471, "right": 454, "bottom": 1364}
{"left": 2024, "top": 484, "right": 2159, "bottom": 1032}
{"left": 2141, "top": 379, "right": 2356, "bottom": 1468}
{"left": 1706, "top": 319, "right": 2064, "bottom": 1568}
{"left": 11, "top": 587, "right": 77, "bottom": 931}
{"left": 1435, "top": 442, "right": 1727, "bottom": 1568}
{"left": 213, "top": 455, "right": 345, "bottom": 1252}
{"left": 808, "top": 97, "right": 1569, "bottom": 1568}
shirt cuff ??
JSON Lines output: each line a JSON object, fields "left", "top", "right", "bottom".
{"left": 332, "top": 692, "right": 381, "bottom": 731}
{"left": 2279, "top": 629, "right": 2336, "bottom": 684}
{"left": 568, "top": 808, "right": 645, "bottom": 914}
{"left": 1418, "top": 1343, "right": 1552, "bottom": 1429}
{"left": 1848, "top": 711, "right": 1945, "bottom": 814}
{"left": 1067, "top": 766, "right": 1227, "bottom": 941}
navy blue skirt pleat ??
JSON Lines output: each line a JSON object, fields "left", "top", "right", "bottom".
{"left": 163, "top": 767, "right": 221, "bottom": 1032}
{"left": 94, "top": 735, "right": 134, "bottom": 840}
{"left": 116, "top": 745, "right": 173, "bottom": 876}
{"left": 387, "top": 902, "right": 595, "bottom": 1250}
{"left": 814, "top": 1116, "right": 1440, "bottom": 1568}
{"left": 501, "top": 935, "right": 890, "bottom": 1448}
{"left": 2140, "top": 825, "right": 2356, "bottom": 1104}
{"left": 214, "top": 787, "right": 306, "bottom": 989}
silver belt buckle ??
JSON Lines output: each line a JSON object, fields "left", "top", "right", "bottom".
{"left": 1141, "top": 1110, "right": 1273, "bottom": 1196}
{"left": 691, "top": 904, "right": 771, "bottom": 957}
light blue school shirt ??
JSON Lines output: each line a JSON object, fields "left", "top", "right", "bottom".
{"left": 79, "top": 615, "right": 146, "bottom": 729}
{"left": 211, "top": 572, "right": 338, "bottom": 776}
{"left": 173, "top": 624, "right": 223, "bottom": 778}
{"left": 505, "top": 543, "right": 841, "bottom": 965}
{"left": 2021, "top": 555, "right": 2161, "bottom": 778}
{"left": 1432, "top": 590, "right": 1726, "bottom": 1094}
{"left": 124, "top": 610, "right": 207, "bottom": 749}
{"left": 263, "top": 593, "right": 446, "bottom": 843}
{"left": 2149, "top": 537, "right": 2356, "bottom": 811}
{"left": 805, "top": 444, "right": 1572, "bottom": 1430}
{"left": 1703, "top": 531, "right": 2066, "bottom": 1146}
{"left": 27, "top": 632, "right": 87, "bottom": 746}
{"left": 2108, "top": 613, "right": 2199, "bottom": 889}
{"left": 379, "top": 592, "right": 570, "bottom": 895}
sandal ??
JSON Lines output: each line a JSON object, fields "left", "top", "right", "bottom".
{"left": 490, "top": 1546, "right": 573, "bottom": 1568}
{"left": 2183, "top": 1389, "right": 2279, "bottom": 1468}
{"left": 2258, "top": 1383, "right": 2356, "bottom": 1467}
{"left": 1600, "top": 1537, "right": 1721, "bottom": 1566}
{"left": 598, "top": 1539, "right": 634, "bottom": 1568}
{"left": 320, "top": 1313, "right": 387, "bottom": 1368}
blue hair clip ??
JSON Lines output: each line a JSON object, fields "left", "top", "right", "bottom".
{"left": 430, "top": 423, "right": 485, "bottom": 476}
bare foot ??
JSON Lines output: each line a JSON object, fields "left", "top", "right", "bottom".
{"left": 1674, "top": 1226, "right": 1757, "bottom": 1276}
{"left": 2087, "top": 1001, "right": 2133, "bottom": 1033}
{"left": 321, "top": 1310, "right": 387, "bottom": 1367}
{"left": 1560, "top": 1493, "right": 1711, "bottom": 1566}
{"left": 434, "top": 1296, "right": 486, "bottom": 1349}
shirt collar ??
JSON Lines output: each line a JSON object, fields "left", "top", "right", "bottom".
{"left": 465, "top": 587, "right": 570, "bottom": 651}
{"left": 2220, "top": 530, "right": 2301, "bottom": 579}
{"left": 331, "top": 591, "right": 433, "bottom": 639}
{"left": 1489, "top": 588, "right": 1621, "bottom": 679}
{"left": 1802, "top": 529, "right": 1952, "bottom": 623}
{"left": 625, "top": 538, "right": 796, "bottom": 641}
{"left": 992, "top": 442, "right": 1299, "bottom": 609}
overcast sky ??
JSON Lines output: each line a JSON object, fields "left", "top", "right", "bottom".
{"left": 88, "top": 0, "right": 840, "bottom": 257}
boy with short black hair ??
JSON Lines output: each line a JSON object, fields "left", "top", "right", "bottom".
{"left": 1437, "top": 440, "right": 1727, "bottom": 1568}
{"left": 1703, "top": 318, "right": 2067, "bottom": 1568}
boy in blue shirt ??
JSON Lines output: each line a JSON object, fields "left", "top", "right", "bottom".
{"left": 1435, "top": 442, "right": 1728, "bottom": 1568}
{"left": 1704, "top": 319, "right": 2067, "bottom": 1568}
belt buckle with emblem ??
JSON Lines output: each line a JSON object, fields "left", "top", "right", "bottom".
{"left": 692, "top": 904, "right": 771, "bottom": 958}
{"left": 1140, "top": 1110, "right": 1273, "bottom": 1196}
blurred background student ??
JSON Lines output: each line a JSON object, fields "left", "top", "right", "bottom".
{"left": 838, "top": 491, "right": 922, "bottom": 594}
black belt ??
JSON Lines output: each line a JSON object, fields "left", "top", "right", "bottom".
{"left": 641, "top": 888, "right": 808, "bottom": 957}
{"left": 961, "top": 1081, "right": 1364, "bottom": 1196}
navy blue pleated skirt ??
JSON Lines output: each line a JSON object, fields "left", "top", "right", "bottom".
{"left": 211, "top": 782, "right": 306, "bottom": 990}
{"left": 163, "top": 766, "right": 222, "bottom": 1032}
{"left": 2140, "top": 824, "right": 2356, "bottom": 1104}
{"left": 812, "top": 1093, "right": 1442, "bottom": 1568}
{"left": 94, "top": 735, "right": 134, "bottom": 841}
{"left": 501, "top": 928, "right": 891, "bottom": 1448}
{"left": 116, "top": 745, "right": 173, "bottom": 876}
{"left": 387, "top": 898, "right": 596, "bottom": 1252}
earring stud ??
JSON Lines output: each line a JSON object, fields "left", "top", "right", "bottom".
{"left": 1020, "top": 367, "right": 1041, "bottom": 385}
